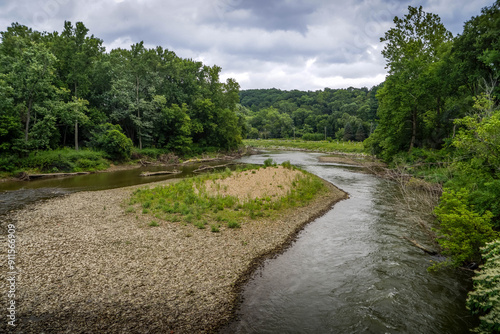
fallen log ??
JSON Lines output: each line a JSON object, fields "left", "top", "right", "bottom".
{"left": 20, "top": 172, "right": 90, "bottom": 180}
{"left": 402, "top": 236, "right": 438, "bottom": 255}
{"left": 192, "top": 163, "right": 237, "bottom": 173}
{"left": 140, "top": 170, "right": 181, "bottom": 177}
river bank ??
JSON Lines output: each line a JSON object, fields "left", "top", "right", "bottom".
{"left": 2, "top": 170, "right": 346, "bottom": 333}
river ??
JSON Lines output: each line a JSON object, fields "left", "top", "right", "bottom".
{"left": 224, "top": 150, "right": 476, "bottom": 334}
{"left": 0, "top": 151, "right": 476, "bottom": 333}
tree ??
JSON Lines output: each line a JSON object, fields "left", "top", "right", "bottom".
{"left": 373, "top": 6, "right": 452, "bottom": 158}
{"left": 0, "top": 75, "right": 21, "bottom": 152}
{"left": 9, "top": 43, "right": 57, "bottom": 143}
{"left": 51, "top": 21, "right": 104, "bottom": 150}
{"left": 453, "top": 1, "right": 500, "bottom": 98}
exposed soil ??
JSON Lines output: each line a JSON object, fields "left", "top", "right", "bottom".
{"left": 1, "top": 170, "right": 347, "bottom": 333}
{"left": 205, "top": 166, "right": 303, "bottom": 201}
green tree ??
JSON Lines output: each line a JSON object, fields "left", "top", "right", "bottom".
{"left": 0, "top": 75, "right": 21, "bottom": 152}
{"left": 52, "top": 21, "right": 104, "bottom": 150}
{"left": 372, "top": 6, "right": 452, "bottom": 159}
{"left": 9, "top": 42, "right": 57, "bottom": 143}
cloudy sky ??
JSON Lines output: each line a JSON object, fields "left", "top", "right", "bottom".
{"left": 0, "top": 0, "right": 494, "bottom": 91}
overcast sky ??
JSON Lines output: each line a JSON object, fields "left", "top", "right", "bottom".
{"left": 0, "top": 0, "right": 494, "bottom": 91}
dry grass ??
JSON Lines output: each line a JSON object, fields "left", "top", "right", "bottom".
{"left": 204, "top": 166, "right": 302, "bottom": 201}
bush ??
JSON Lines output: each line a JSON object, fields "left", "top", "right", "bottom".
{"left": 21, "top": 149, "right": 109, "bottom": 172}
{"left": 263, "top": 158, "right": 276, "bottom": 167}
{"left": 0, "top": 155, "right": 19, "bottom": 172}
{"left": 467, "top": 239, "right": 500, "bottom": 333}
{"left": 301, "top": 133, "right": 325, "bottom": 141}
{"left": 433, "top": 188, "right": 498, "bottom": 267}
{"left": 91, "top": 124, "right": 133, "bottom": 161}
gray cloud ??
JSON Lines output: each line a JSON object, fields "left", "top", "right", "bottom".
{"left": 0, "top": 0, "right": 494, "bottom": 90}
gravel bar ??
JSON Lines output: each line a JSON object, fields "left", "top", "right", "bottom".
{"left": 1, "top": 176, "right": 347, "bottom": 333}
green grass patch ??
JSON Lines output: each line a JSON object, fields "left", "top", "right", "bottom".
{"left": 129, "top": 163, "right": 327, "bottom": 230}
{"left": 244, "top": 139, "right": 365, "bottom": 154}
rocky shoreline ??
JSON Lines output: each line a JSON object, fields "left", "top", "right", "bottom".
{"left": 2, "top": 177, "right": 346, "bottom": 333}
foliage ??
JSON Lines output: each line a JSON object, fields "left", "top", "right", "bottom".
{"left": 90, "top": 123, "right": 133, "bottom": 161}
{"left": 467, "top": 239, "right": 500, "bottom": 333}
{"left": 433, "top": 188, "right": 498, "bottom": 267}
{"left": 370, "top": 6, "right": 453, "bottom": 160}
{"left": 302, "top": 133, "right": 325, "bottom": 141}
{"left": 21, "top": 148, "right": 109, "bottom": 172}
{"left": 129, "top": 164, "right": 327, "bottom": 230}
{"left": 0, "top": 20, "right": 243, "bottom": 163}
{"left": 239, "top": 86, "right": 378, "bottom": 142}
{"left": 263, "top": 158, "right": 276, "bottom": 167}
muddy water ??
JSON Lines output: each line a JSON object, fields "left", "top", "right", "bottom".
{"left": 223, "top": 151, "right": 476, "bottom": 334}
{"left": 0, "top": 162, "right": 231, "bottom": 216}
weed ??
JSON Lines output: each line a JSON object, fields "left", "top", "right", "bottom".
{"left": 194, "top": 221, "right": 206, "bottom": 229}
{"left": 149, "top": 221, "right": 159, "bottom": 227}
{"left": 227, "top": 220, "right": 240, "bottom": 228}
{"left": 210, "top": 224, "right": 220, "bottom": 232}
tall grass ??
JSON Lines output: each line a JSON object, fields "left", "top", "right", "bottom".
{"left": 129, "top": 164, "right": 326, "bottom": 230}
{"left": 244, "top": 139, "right": 365, "bottom": 154}
{"left": 21, "top": 148, "right": 110, "bottom": 172}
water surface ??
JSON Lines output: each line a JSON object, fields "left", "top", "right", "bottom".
{"left": 223, "top": 151, "right": 475, "bottom": 334}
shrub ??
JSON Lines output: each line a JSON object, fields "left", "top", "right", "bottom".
{"left": 302, "top": 133, "right": 325, "bottom": 141}
{"left": 20, "top": 148, "right": 109, "bottom": 172}
{"left": 0, "top": 155, "right": 19, "bottom": 172}
{"left": 227, "top": 220, "right": 240, "bottom": 228}
{"left": 263, "top": 158, "right": 275, "bottom": 167}
{"left": 433, "top": 188, "right": 498, "bottom": 267}
{"left": 281, "top": 160, "right": 293, "bottom": 169}
{"left": 90, "top": 123, "right": 133, "bottom": 161}
{"left": 467, "top": 239, "right": 500, "bottom": 333}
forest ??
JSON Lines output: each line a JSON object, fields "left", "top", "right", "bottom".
{"left": 239, "top": 86, "right": 380, "bottom": 141}
{"left": 0, "top": 21, "right": 243, "bottom": 167}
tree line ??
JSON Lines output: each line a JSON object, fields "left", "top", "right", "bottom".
{"left": 239, "top": 86, "right": 380, "bottom": 141}
{"left": 0, "top": 21, "right": 243, "bottom": 161}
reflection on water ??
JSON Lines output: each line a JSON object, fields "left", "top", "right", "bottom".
{"left": 222, "top": 151, "right": 476, "bottom": 334}
{"left": 0, "top": 162, "right": 237, "bottom": 216}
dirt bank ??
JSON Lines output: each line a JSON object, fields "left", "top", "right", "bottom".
{"left": 2, "top": 173, "right": 347, "bottom": 333}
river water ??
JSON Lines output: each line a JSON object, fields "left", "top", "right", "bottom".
{"left": 224, "top": 151, "right": 476, "bottom": 334}
{"left": 0, "top": 151, "right": 476, "bottom": 333}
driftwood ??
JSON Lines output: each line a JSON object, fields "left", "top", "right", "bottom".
{"left": 140, "top": 170, "right": 181, "bottom": 177}
{"left": 402, "top": 236, "right": 437, "bottom": 255}
{"left": 19, "top": 172, "right": 90, "bottom": 181}
{"left": 193, "top": 163, "right": 237, "bottom": 173}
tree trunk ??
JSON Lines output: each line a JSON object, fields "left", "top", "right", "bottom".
{"left": 75, "top": 120, "right": 79, "bottom": 151}
{"left": 74, "top": 84, "right": 79, "bottom": 151}
{"left": 409, "top": 106, "right": 417, "bottom": 152}
{"left": 136, "top": 76, "right": 142, "bottom": 150}
{"left": 24, "top": 98, "right": 33, "bottom": 141}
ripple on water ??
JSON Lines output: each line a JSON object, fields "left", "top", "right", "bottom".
{"left": 223, "top": 151, "right": 475, "bottom": 334}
